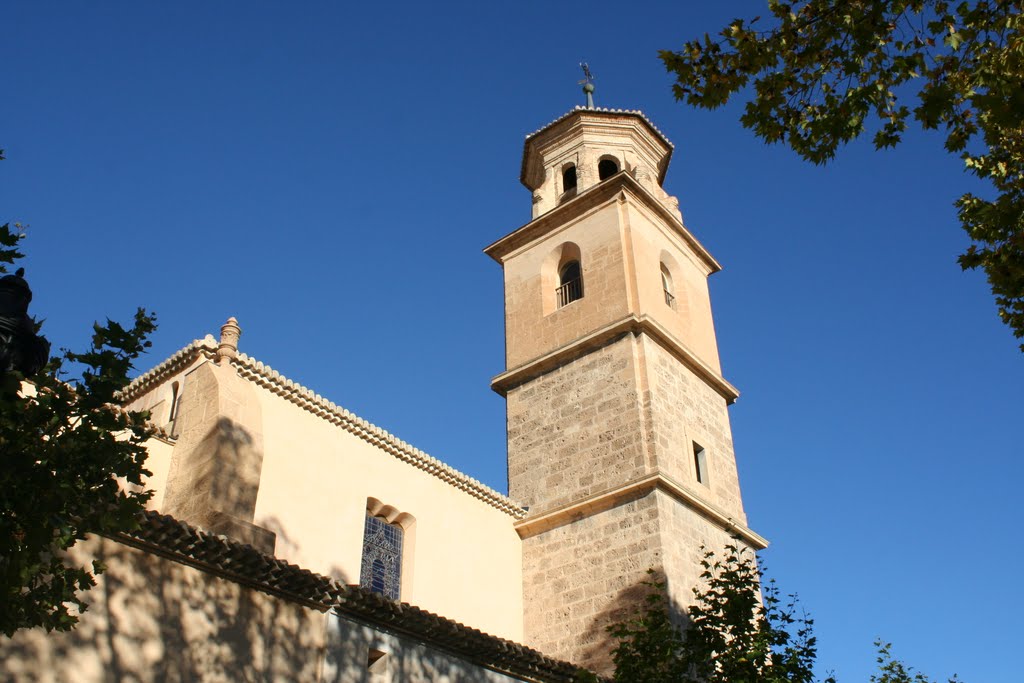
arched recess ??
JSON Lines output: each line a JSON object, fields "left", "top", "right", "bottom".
{"left": 658, "top": 250, "right": 687, "bottom": 321}
{"left": 542, "top": 241, "right": 584, "bottom": 315}
{"left": 660, "top": 263, "right": 676, "bottom": 309}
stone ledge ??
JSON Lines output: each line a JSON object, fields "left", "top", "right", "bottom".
{"left": 484, "top": 172, "right": 720, "bottom": 275}
{"left": 513, "top": 471, "right": 768, "bottom": 550}
{"left": 491, "top": 313, "right": 739, "bottom": 404}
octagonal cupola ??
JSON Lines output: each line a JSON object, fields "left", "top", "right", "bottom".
{"left": 520, "top": 107, "right": 679, "bottom": 219}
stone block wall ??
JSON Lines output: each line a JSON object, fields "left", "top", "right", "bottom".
{"left": 507, "top": 335, "right": 651, "bottom": 514}
{"left": 654, "top": 490, "right": 754, "bottom": 622}
{"left": 519, "top": 487, "right": 755, "bottom": 677}
{"left": 644, "top": 337, "right": 748, "bottom": 521}
{"left": 519, "top": 490, "right": 663, "bottom": 675}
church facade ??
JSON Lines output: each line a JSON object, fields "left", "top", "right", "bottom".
{"left": 2, "top": 106, "right": 765, "bottom": 681}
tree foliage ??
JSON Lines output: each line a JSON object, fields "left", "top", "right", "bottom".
{"left": 872, "top": 641, "right": 961, "bottom": 683}
{"left": 661, "top": 1, "right": 1024, "bottom": 349}
{"left": 606, "top": 545, "right": 962, "bottom": 682}
{"left": 609, "top": 545, "right": 829, "bottom": 683}
{"left": 0, "top": 206, "right": 157, "bottom": 634}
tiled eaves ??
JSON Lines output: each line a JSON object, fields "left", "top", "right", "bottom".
{"left": 524, "top": 106, "right": 675, "bottom": 148}
{"left": 119, "top": 335, "right": 219, "bottom": 403}
{"left": 111, "top": 511, "right": 591, "bottom": 683}
{"left": 230, "top": 351, "right": 527, "bottom": 520}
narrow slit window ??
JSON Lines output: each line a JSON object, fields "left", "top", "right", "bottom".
{"left": 693, "top": 442, "right": 708, "bottom": 485}
{"left": 360, "top": 515, "right": 403, "bottom": 601}
{"left": 168, "top": 381, "right": 180, "bottom": 422}
{"left": 556, "top": 260, "right": 583, "bottom": 308}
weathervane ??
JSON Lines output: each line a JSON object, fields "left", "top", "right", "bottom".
{"left": 579, "top": 62, "right": 595, "bottom": 108}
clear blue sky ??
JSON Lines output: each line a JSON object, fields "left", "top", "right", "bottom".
{"left": 3, "top": 2, "right": 1020, "bottom": 680}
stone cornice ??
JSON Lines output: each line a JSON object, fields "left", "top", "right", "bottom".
{"left": 490, "top": 313, "right": 740, "bottom": 404}
{"left": 513, "top": 472, "right": 768, "bottom": 550}
{"left": 484, "top": 172, "right": 721, "bottom": 275}
{"left": 123, "top": 336, "right": 527, "bottom": 520}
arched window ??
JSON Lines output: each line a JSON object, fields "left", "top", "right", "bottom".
{"left": 562, "top": 164, "right": 577, "bottom": 194}
{"left": 598, "top": 157, "right": 619, "bottom": 180}
{"left": 557, "top": 260, "right": 583, "bottom": 308}
{"left": 660, "top": 263, "right": 676, "bottom": 309}
{"left": 360, "top": 514, "right": 403, "bottom": 601}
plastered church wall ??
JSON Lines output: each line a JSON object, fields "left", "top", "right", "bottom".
{"left": 124, "top": 337, "right": 525, "bottom": 642}
{"left": 251, "top": 377, "right": 525, "bottom": 641}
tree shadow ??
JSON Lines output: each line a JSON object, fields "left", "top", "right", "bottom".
{"left": 0, "top": 536, "right": 326, "bottom": 682}
{"left": 575, "top": 568, "right": 690, "bottom": 677}
{"left": 258, "top": 514, "right": 351, "bottom": 585}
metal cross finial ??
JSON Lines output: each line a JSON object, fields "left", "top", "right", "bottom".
{"left": 579, "top": 62, "right": 595, "bottom": 108}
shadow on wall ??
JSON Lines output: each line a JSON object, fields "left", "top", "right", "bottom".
{"left": 324, "top": 613, "right": 524, "bottom": 683}
{"left": 0, "top": 537, "right": 326, "bottom": 682}
{"left": 577, "top": 568, "right": 690, "bottom": 676}
{"left": 165, "top": 416, "right": 276, "bottom": 554}
{"left": 259, "top": 515, "right": 353, "bottom": 586}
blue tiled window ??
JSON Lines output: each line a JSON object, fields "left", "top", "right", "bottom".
{"left": 360, "top": 515, "right": 403, "bottom": 601}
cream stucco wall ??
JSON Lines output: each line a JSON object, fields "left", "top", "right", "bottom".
{"left": 495, "top": 180, "right": 724, "bottom": 379}
{"left": 123, "top": 343, "right": 524, "bottom": 642}
{"left": 122, "top": 355, "right": 204, "bottom": 512}
{"left": 624, "top": 201, "right": 722, "bottom": 373}
{"left": 502, "top": 199, "right": 631, "bottom": 370}
{"left": 251, "top": 378, "right": 524, "bottom": 641}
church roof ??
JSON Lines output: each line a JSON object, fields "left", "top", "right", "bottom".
{"left": 121, "top": 335, "right": 527, "bottom": 519}
{"left": 524, "top": 106, "right": 674, "bottom": 147}
{"left": 112, "top": 510, "right": 591, "bottom": 683}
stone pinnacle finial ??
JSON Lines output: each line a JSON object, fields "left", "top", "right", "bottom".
{"left": 217, "top": 316, "right": 241, "bottom": 364}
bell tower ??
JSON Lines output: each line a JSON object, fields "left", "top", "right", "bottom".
{"left": 485, "top": 107, "right": 767, "bottom": 673}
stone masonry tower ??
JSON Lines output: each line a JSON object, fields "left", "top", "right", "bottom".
{"left": 485, "top": 107, "right": 767, "bottom": 673}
